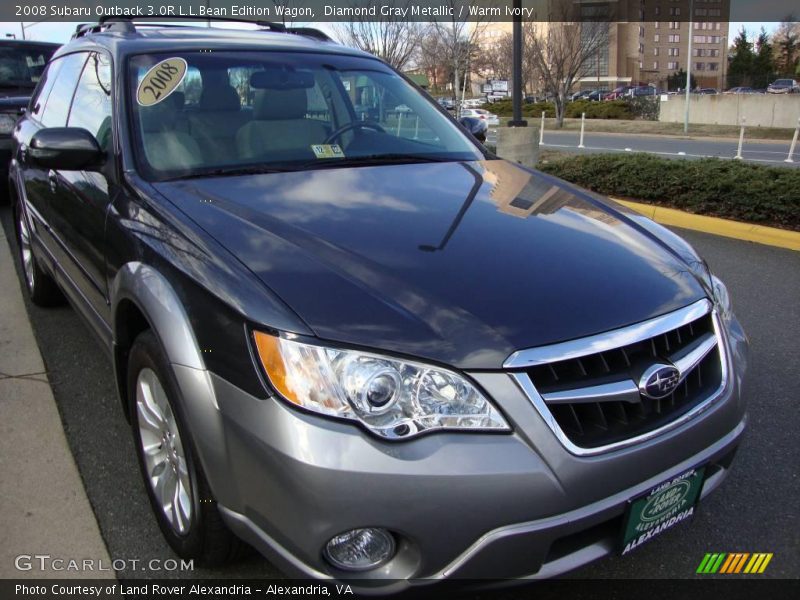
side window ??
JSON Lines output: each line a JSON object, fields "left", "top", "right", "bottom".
{"left": 40, "top": 53, "right": 88, "bottom": 128}
{"left": 345, "top": 73, "right": 438, "bottom": 144}
{"left": 68, "top": 53, "right": 112, "bottom": 152}
{"left": 29, "top": 58, "right": 64, "bottom": 118}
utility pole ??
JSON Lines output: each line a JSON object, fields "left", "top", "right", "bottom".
{"left": 683, "top": 0, "right": 694, "bottom": 134}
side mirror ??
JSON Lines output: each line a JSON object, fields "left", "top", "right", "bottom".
{"left": 28, "top": 127, "right": 103, "bottom": 171}
{"left": 459, "top": 116, "right": 488, "bottom": 143}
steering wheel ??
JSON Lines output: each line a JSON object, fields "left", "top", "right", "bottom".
{"left": 324, "top": 121, "right": 386, "bottom": 144}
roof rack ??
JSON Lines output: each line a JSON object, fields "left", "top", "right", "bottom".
{"left": 71, "top": 16, "right": 332, "bottom": 42}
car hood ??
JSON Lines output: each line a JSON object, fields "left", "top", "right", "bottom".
{"left": 154, "top": 160, "right": 706, "bottom": 369}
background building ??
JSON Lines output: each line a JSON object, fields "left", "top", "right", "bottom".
{"left": 472, "top": 0, "right": 730, "bottom": 95}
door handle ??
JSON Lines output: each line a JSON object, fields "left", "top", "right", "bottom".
{"left": 48, "top": 169, "right": 58, "bottom": 193}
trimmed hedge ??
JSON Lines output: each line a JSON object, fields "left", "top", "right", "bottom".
{"left": 538, "top": 153, "right": 800, "bottom": 231}
{"left": 484, "top": 99, "right": 635, "bottom": 120}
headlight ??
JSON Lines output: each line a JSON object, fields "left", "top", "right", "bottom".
{"left": 0, "top": 113, "right": 17, "bottom": 135}
{"left": 253, "top": 332, "right": 509, "bottom": 439}
{"left": 711, "top": 274, "right": 732, "bottom": 319}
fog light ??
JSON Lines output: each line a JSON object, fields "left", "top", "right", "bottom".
{"left": 323, "top": 528, "right": 395, "bottom": 571}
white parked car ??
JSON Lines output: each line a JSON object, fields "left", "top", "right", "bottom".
{"left": 462, "top": 98, "right": 484, "bottom": 109}
{"left": 460, "top": 108, "right": 500, "bottom": 126}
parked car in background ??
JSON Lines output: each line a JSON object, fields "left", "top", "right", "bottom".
{"left": 724, "top": 87, "right": 754, "bottom": 94}
{"left": 460, "top": 108, "right": 500, "bottom": 126}
{"left": 485, "top": 93, "right": 508, "bottom": 103}
{"left": 586, "top": 88, "right": 609, "bottom": 101}
{"left": 630, "top": 86, "right": 660, "bottom": 97}
{"left": 570, "top": 90, "right": 593, "bottom": 101}
{"left": 767, "top": 79, "right": 799, "bottom": 94}
{"left": 694, "top": 88, "right": 718, "bottom": 95}
{"left": 437, "top": 97, "right": 455, "bottom": 110}
{"left": 604, "top": 86, "right": 635, "bottom": 100}
{"left": 462, "top": 98, "right": 484, "bottom": 109}
{"left": 0, "top": 39, "right": 60, "bottom": 194}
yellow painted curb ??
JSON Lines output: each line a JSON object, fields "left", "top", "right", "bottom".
{"left": 612, "top": 198, "right": 800, "bottom": 252}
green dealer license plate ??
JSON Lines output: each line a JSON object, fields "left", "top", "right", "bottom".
{"left": 621, "top": 466, "right": 706, "bottom": 555}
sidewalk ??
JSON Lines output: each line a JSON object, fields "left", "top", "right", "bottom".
{"left": 0, "top": 220, "right": 113, "bottom": 579}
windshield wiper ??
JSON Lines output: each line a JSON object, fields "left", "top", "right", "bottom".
{"left": 165, "top": 165, "right": 303, "bottom": 181}
{"left": 300, "top": 153, "right": 458, "bottom": 170}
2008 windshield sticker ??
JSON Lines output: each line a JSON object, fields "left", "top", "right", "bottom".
{"left": 136, "top": 58, "right": 188, "bottom": 106}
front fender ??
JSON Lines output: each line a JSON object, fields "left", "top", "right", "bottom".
{"left": 110, "top": 262, "right": 239, "bottom": 508}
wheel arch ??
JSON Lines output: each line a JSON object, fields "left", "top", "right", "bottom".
{"left": 110, "top": 262, "right": 205, "bottom": 420}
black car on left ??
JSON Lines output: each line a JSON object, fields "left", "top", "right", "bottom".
{"left": 0, "top": 39, "right": 60, "bottom": 193}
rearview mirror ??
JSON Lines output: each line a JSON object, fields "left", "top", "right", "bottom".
{"left": 28, "top": 127, "right": 104, "bottom": 171}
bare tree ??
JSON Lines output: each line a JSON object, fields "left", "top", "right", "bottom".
{"left": 527, "top": 11, "right": 611, "bottom": 127}
{"left": 473, "top": 24, "right": 541, "bottom": 97}
{"left": 430, "top": 1, "right": 493, "bottom": 110}
{"left": 472, "top": 34, "right": 514, "bottom": 83}
{"left": 333, "top": 3, "right": 424, "bottom": 70}
{"left": 415, "top": 28, "right": 450, "bottom": 92}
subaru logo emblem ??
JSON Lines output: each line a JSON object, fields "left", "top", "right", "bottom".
{"left": 639, "top": 364, "right": 681, "bottom": 399}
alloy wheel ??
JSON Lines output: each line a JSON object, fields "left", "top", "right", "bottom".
{"left": 135, "top": 368, "right": 193, "bottom": 535}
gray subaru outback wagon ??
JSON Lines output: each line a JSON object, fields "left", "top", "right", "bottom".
{"left": 9, "top": 18, "right": 748, "bottom": 588}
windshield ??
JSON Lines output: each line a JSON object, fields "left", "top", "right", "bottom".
{"left": 128, "top": 51, "right": 483, "bottom": 180}
{"left": 0, "top": 44, "right": 56, "bottom": 89}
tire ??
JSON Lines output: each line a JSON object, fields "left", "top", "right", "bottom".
{"left": 127, "top": 330, "right": 244, "bottom": 566}
{"left": 14, "top": 199, "right": 62, "bottom": 307}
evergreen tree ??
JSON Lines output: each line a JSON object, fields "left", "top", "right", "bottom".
{"left": 752, "top": 28, "right": 777, "bottom": 89}
{"left": 727, "top": 28, "right": 754, "bottom": 88}
{"left": 667, "top": 69, "right": 696, "bottom": 91}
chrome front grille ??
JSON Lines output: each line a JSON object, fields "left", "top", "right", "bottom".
{"left": 507, "top": 299, "right": 728, "bottom": 455}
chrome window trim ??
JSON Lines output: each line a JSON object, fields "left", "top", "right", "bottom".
{"left": 510, "top": 306, "right": 730, "bottom": 456}
{"left": 503, "top": 299, "right": 713, "bottom": 369}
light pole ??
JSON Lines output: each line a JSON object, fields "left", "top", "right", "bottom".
{"left": 19, "top": 21, "right": 49, "bottom": 40}
{"left": 720, "top": 35, "right": 727, "bottom": 91}
{"left": 683, "top": 0, "right": 694, "bottom": 135}
{"left": 509, "top": 0, "right": 527, "bottom": 127}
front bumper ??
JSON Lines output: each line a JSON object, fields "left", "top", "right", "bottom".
{"left": 166, "top": 307, "right": 748, "bottom": 588}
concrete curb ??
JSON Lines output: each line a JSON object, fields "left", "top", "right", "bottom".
{"left": 613, "top": 198, "right": 800, "bottom": 252}
{"left": 0, "top": 221, "right": 114, "bottom": 579}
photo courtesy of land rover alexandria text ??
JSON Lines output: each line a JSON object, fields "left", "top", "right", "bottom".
{"left": 8, "top": 18, "right": 748, "bottom": 588}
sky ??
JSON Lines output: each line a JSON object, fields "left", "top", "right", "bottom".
{"left": 0, "top": 20, "right": 781, "bottom": 45}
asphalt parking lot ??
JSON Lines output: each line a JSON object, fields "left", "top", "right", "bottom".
{"left": 1, "top": 206, "right": 798, "bottom": 588}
